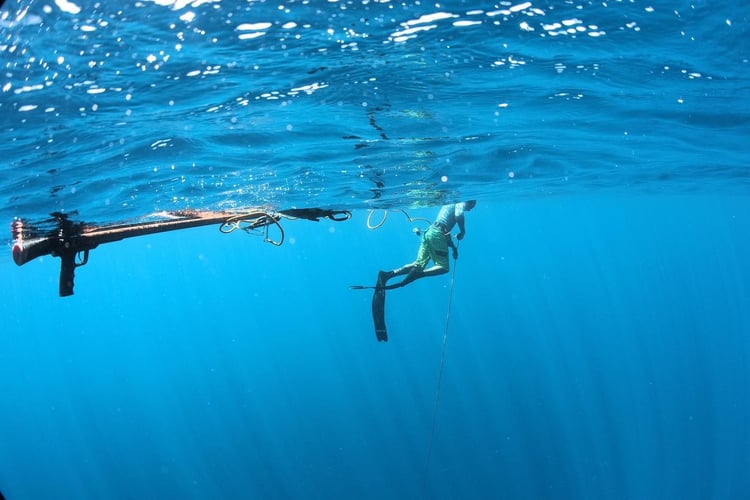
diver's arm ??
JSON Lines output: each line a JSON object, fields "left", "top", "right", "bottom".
{"left": 456, "top": 214, "right": 466, "bottom": 240}
{"left": 447, "top": 234, "right": 458, "bottom": 259}
{"left": 455, "top": 203, "right": 467, "bottom": 240}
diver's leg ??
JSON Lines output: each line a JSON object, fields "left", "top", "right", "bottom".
{"left": 377, "top": 264, "right": 412, "bottom": 288}
{"left": 379, "top": 234, "right": 430, "bottom": 287}
{"left": 393, "top": 267, "right": 424, "bottom": 288}
{"left": 383, "top": 264, "right": 444, "bottom": 290}
{"left": 420, "top": 265, "right": 449, "bottom": 278}
{"left": 385, "top": 228, "right": 450, "bottom": 289}
{"left": 393, "top": 264, "right": 447, "bottom": 287}
{"left": 386, "top": 263, "right": 415, "bottom": 278}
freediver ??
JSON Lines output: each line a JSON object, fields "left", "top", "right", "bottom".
{"left": 376, "top": 200, "right": 476, "bottom": 290}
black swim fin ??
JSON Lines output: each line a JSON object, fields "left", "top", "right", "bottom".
{"left": 372, "top": 285, "right": 387, "bottom": 342}
{"left": 372, "top": 271, "right": 388, "bottom": 342}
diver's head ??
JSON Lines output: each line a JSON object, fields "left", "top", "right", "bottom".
{"left": 464, "top": 200, "right": 477, "bottom": 211}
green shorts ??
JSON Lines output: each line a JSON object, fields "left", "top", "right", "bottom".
{"left": 414, "top": 226, "right": 450, "bottom": 270}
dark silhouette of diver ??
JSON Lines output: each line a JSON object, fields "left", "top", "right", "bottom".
{"left": 377, "top": 200, "right": 476, "bottom": 290}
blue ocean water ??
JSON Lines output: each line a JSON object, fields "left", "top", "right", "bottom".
{"left": 1, "top": 0, "right": 749, "bottom": 499}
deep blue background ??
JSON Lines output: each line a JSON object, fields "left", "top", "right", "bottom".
{"left": 2, "top": 194, "right": 749, "bottom": 499}
{"left": 2, "top": 0, "right": 749, "bottom": 497}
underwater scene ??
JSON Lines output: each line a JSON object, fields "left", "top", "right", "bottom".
{"left": 1, "top": 0, "right": 749, "bottom": 498}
